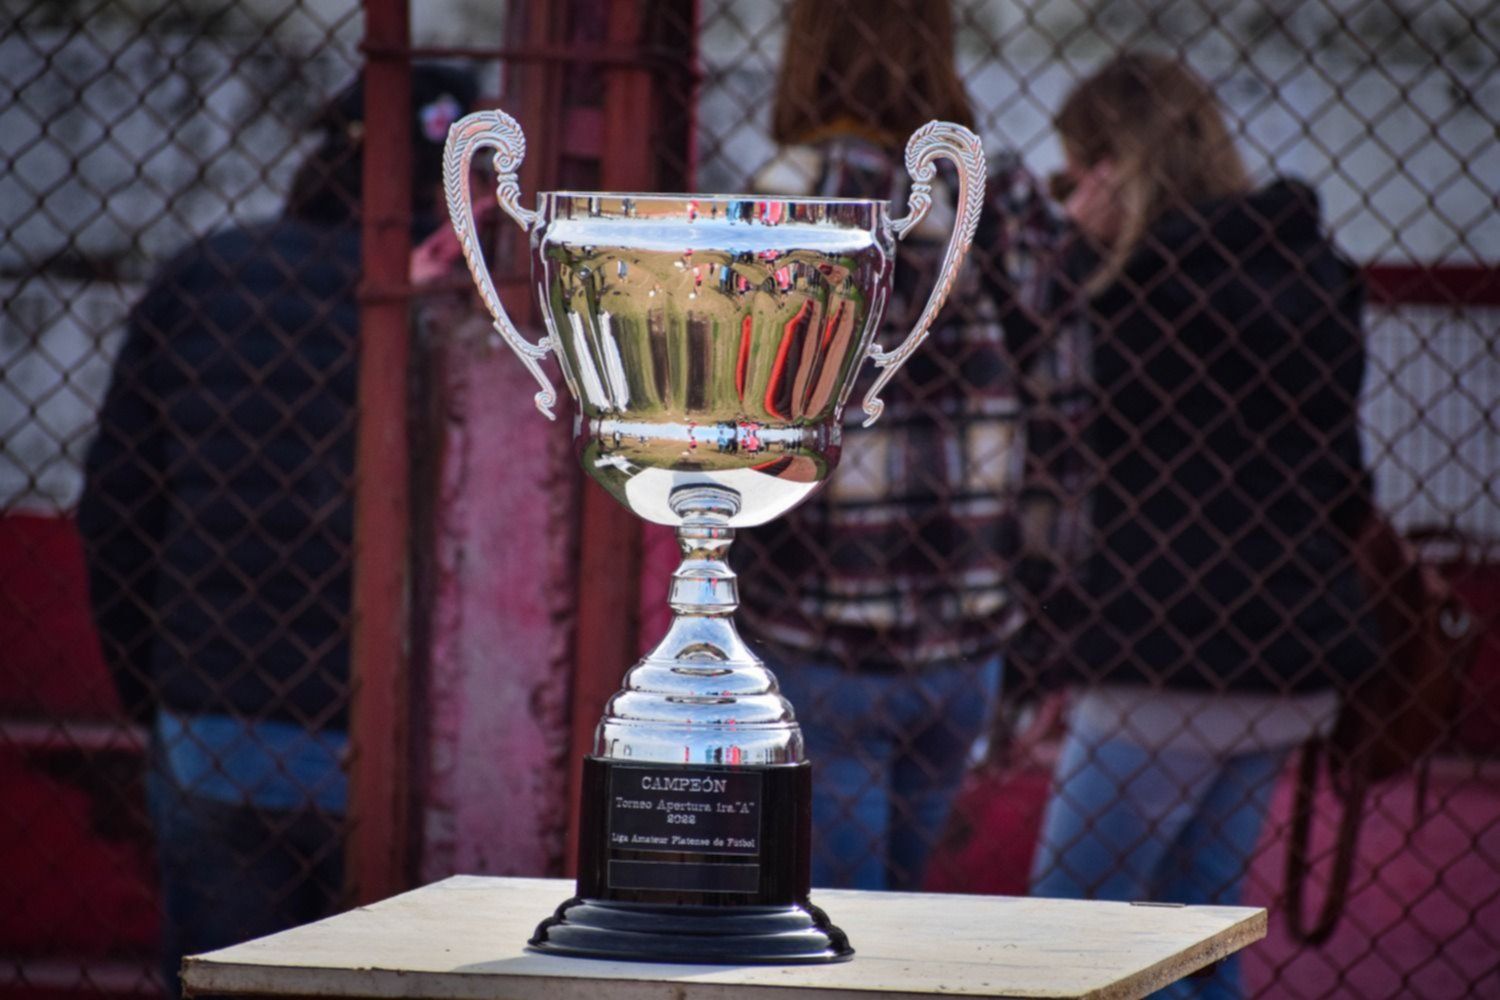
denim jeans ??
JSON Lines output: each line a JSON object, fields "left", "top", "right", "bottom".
{"left": 772, "top": 654, "right": 1000, "bottom": 891}
{"left": 146, "top": 759, "right": 343, "bottom": 997}
{"left": 1030, "top": 723, "right": 1286, "bottom": 1000}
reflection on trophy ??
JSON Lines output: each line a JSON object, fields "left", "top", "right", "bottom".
{"left": 443, "top": 108, "right": 984, "bottom": 964}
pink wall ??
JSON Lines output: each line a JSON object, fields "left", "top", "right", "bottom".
{"left": 418, "top": 315, "right": 579, "bottom": 881}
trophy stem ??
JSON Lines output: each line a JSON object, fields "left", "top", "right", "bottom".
{"left": 666, "top": 485, "right": 741, "bottom": 618}
{"left": 594, "top": 482, "right": 800, "bottom": 765}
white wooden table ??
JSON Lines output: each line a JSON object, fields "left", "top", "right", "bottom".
{"left": 182, "top": 875, "right": 1266, "bottom": 1000}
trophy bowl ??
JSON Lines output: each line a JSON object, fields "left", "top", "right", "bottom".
{"left": 444, "top": 109, "right": 984, "bottom": 964}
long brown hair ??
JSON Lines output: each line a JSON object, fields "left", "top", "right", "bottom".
{"left": 1055, "top": 53, "right": 1250, "bottom": 292}
{"left": 771, "top": 0, "right": 974, "bottom": 150}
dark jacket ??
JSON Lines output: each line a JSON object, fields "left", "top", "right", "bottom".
{"left": 1068, "top": 180, "right": 1379, "bottom": 693}
{"left": 78, "top": 218, "right": 359, "bottom": 726}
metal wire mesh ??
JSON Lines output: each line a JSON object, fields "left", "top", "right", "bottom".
{"left": 2, "top": 2, "right": 361, "bottom": 995}
{"left": 2, "top": 1, "right": 1497, "bottom": 998}
{"left": 699, "top": 2, "right": 1499, "bottom": 996}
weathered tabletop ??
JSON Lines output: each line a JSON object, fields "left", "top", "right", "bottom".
{"left": 182, "top": 875, "right": 1266, "bottom": 1000}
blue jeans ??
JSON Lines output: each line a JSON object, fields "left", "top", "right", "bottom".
{"left": 146, "top": 758, "right": 343, "bottom": 998}
{"left": 774, "top": 655, "right": 1000, "bottom": 891}
{"left": 1030, "top": 725, "right": 1285, "bottom": 1000}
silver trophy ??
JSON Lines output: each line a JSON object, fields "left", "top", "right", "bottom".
{"left": 444, "top": 109, "right": 984, "bottom": 964}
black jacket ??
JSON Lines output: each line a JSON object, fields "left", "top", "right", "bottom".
{"left": 1067, "top": 181, "right": 1379, "bottom": 693}
{"left": 78, "top": 218, "right": 359, "bottom": 726}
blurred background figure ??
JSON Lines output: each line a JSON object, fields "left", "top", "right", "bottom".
{"left": 736, "top": 0, "right": 1017, "bottom": 892}
{"left": 77, "top": 63, "right": 475, "bottom": 996}
{"left": 1006, "top": 53, "right": 1378, "bottom": 999}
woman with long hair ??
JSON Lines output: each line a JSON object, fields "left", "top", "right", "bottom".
{"left": 736, "top": 0, "right": 1015, "bottom": 891}
{"left": 1016, "top": 54, "right": 1377, "bottom": 999}
{"left": 770, "top": 0, "right": 974, "bottom": 150}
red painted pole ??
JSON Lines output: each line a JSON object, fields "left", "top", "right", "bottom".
{"left": 347, "top": 0, "right": 416, "bottom": 906}
{"left": 556, "top": 0, "right": 649, "bottom": 880}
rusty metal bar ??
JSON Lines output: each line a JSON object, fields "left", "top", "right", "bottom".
{"left": 1363, "top": 265, "right": 1500, "bottom": 307}
{"left": 359, "top": 274, "right": 530, "bottom": 304}
{"left": 369, "top": 41, "right": 700, "bottom": 78}
{"left": 560, "top": 1, "right": 654, "bottom": 876}
{"left": 347, "top": 0, "right": 417, "bottom": 907}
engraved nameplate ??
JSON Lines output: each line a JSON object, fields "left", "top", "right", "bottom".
{"left": 606, "top": 764, "right": 763, "bottom": 893}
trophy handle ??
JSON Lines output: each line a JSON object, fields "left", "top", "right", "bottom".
{"left": 861, "top": 121, "right": 986, "bottom": 427}
{"left": 443, "top": 110, "right": 558, "bottom": 420}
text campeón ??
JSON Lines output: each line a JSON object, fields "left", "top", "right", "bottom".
{"left": 640, "top": 774, "right": 729, "bottom": 794}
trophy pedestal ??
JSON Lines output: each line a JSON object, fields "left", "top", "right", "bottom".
{"left": 529, "top": 758, "right": 852, "bottom": 964}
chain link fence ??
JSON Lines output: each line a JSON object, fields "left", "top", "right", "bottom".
{"left": 699, "top": 1, "right": 1499, "bottom": 997}
{"left": 2, "top": 2, "right": 363, "bottom": 995}
{"left": 2, "top": 1, "right": 1496, "bottom": 998}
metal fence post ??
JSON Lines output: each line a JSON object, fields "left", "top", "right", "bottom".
{"left": 347, "top": 0, "right": 418, "bottom": 907}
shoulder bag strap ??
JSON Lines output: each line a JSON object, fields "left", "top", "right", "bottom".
{"left": 1285, "top": 737, "right": 1368, "bottom": 945}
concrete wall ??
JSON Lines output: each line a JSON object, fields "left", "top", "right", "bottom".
{"left": 0, "top": 8, "right": 363, "bottom": 512}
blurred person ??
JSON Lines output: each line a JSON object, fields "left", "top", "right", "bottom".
{"left": 735, "top": 0, "right": 1016, "bottom": 891}
{"left": 995, "top": 53, "right": 1379, "bottom": 999}
{"left": 77, "top": 64, "right": 476, "bottom": 996}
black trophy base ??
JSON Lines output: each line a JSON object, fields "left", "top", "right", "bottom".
{"left": 529, "top": 756, "right": 852, "bottom": 964}
{"left": 529, "top": 896, "right": 852, "bottom": 964}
